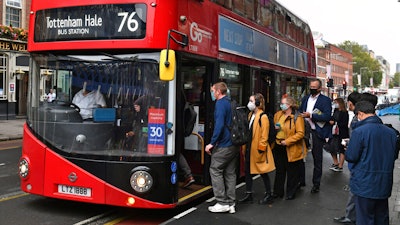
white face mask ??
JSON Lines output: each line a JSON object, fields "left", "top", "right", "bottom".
{"left": 247, "top": 101, "right": 256, "bottom": 111}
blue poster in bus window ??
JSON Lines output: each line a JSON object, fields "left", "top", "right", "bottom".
{"left": 147, "top": 108, "right": 165, "bottom": 154}
{"left": 219, "top": 15, "right": 254, "bottom": 58}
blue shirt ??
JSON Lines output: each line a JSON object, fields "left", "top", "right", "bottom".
{"left": 210, "top": 96, "right": 233, "bottom": 147}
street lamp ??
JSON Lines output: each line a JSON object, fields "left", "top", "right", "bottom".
{"left": 360, "top": 67, "right": 369, "bottom": 91}
{"left": 371, "top": 70, "right": 381, "bottom": 88}
{"left": 11, "top": 68, "right": 25, "bottom": 80}
{"left": 41, "top": 70, "right": 53, "bottom": 81}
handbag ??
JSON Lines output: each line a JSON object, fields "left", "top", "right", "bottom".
{"left": 324, "top": 136, "right": 340, "bottom": 154}
{"left": 332, "top": 123, "right": 339, "bottom": 135}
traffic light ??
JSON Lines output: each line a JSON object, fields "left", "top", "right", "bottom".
{"left": 327, "top": 78, "right": 333, "bottom": 87}
{"left": 342, "top": 80, "right": 347, "bottom": 90}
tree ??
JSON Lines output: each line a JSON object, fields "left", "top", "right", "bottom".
{"left": 337, "top": 41, "right": 382, "bottom": 88}
{"left": 390, "top": 72, "right": 400, "bottom": 87}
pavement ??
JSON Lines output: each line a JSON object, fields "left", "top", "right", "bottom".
{"left": 1, "top": 116, "right": 400, "bottom": 224}
{"left": 0, "top": 118, "right": 25, "bottom": 141}
{"left": 164, "top": 115, "right": 400, "bottom": 225}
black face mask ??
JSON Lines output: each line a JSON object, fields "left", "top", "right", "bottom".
{"left": 310, "top": 88, "right": 319, "bottom": 96}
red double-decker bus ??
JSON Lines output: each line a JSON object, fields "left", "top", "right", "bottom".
{"left": 19, "top": 0, "right": 315, "bottom": 208}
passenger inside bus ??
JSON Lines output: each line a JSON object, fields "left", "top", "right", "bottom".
{"left": 124, "top": 95, "right": 156, "bottom": 152}
{"left": 125, "top": 94, "right": 195, "bottom": 187}
{"left": 47, "top": 88, "right": 56, "bottom": 103}
{"left": 72, "top": 81, "right": 107, "bottom": 120}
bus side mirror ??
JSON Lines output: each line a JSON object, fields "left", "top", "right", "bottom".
{"left": 159, "top": 49, "right": 176, "bottom": 81}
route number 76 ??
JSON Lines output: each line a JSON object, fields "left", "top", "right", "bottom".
{"left": 117, "top": 12, "right": 139, "bottom": 32}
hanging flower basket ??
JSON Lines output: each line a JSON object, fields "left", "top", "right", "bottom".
{"left": 0, "top": 25, "right": 28, "bottom": 41}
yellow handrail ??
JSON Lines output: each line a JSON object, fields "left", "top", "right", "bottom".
{"left": 190, "top": 132, "right": 205, "bottom": 165}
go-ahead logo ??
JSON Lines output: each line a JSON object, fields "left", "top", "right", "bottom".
{"left": 190, "top": 22, "right": 212, "bottom": 43}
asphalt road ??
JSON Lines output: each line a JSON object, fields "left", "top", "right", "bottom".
{"left": 0, "top": 141, "right": 196, "bottom": 225}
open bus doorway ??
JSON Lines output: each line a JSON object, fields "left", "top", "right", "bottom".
{"left": 178, "top": 57, "right": 213, "bottom": 195}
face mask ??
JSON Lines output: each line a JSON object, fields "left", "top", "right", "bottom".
{"left": 210, "top": 90, "right": 216, "bottom": 101}
{"left": 247, "top": 101, "right": 256, "bottom": 111}
{"left": 310, "top": 88, "right": 318, "bottom": 96}
{"left": 280, "top": 103, "right": 289, "bottom": 111}
{"left": 332, "top": 103, "right": 339, "bottom": 108}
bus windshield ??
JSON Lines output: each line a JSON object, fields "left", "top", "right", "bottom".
{"left": 27, "top": 52, "right": 172, "bottom": 158}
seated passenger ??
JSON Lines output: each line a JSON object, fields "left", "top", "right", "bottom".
{"left": 47, "top": 89, "right": 56, "bottom": 102}
{"left": 72, "top": 82, "right": 106, "bottom": 120}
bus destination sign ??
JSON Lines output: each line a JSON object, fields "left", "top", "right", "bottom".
{"left": 34, "top": 4, "right": 147, "bottom": 42}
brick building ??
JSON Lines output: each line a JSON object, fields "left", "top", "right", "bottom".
{"left": 316, "top": 42, "right": 354, "bottom": 99}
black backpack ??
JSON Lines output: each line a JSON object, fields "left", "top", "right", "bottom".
{"left": 258, "top": 112, "right": 276, "bottom": 145}
{"left": 384, "top": 123, "right": 400, "bottom": 158}
{"left": 183, "top": 102, "right": 197, "bottom": 137}
{"left": 228, "top": 100, "right": 250, "bottom": 146}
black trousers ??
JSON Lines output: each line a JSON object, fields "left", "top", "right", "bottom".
{"left": 311, "top": 130, "right": 325, "bottom": 187}
{"left": 273, "top": 144, "right": 302, "bottom": 197}
{"left": 272, "top": 144, "right": 287, "bottom": 196}
{"left": 244, "top": 146, "right": 253, "bottom": 193}
{"left": 244, "top": 147, "right": 272, "bottom": 194}
{"left": 286, "top": 160, "right": 302, "bottom": 197}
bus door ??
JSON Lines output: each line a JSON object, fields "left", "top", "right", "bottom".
{"left": 179, "top": 57, "right": 212, "bottom": 186}
{"left": 252, "top": 69, "right": 276, "bottom": 114}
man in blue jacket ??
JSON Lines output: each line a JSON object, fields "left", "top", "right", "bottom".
{"left": 299, "top": 78, "right": 332, "bottom": 193}
{"left": 345, "top": 101, "right": 397, "bottom": 225}
{"left": 205, "top": 82, "right": 239, "bottom": 214}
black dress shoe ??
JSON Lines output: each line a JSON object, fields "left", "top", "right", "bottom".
{"left": 311, "top": 185, "right": 320, "bottom": 194}
{"left": 271, "top": 193, "right": 283, "bottom": 199}
{"left": 258, "top": 193, "right": 274, "bottom": 205}
{"left": 238, "top": 193, "right": 253, "bottom": 203}
{"left": 285, "top": 195, "right": 295, "bottom": 200}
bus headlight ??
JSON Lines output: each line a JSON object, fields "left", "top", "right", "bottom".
{"left": 19, "top": 158, "right": 29, "bottom": 178}
{"left": 130, "top": 167, "right": 153, "bottom": 193}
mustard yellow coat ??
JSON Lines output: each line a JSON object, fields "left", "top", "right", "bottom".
{"left": 273, "top": 110, "right": 307, "bottom": 162}
{"left": 248, "top": 110, "right": 275, "bottom": 174}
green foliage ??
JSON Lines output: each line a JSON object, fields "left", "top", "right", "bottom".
{"left": 391, "top": 72, "right": 400, "bottom": 87}
{"left": 338, "top": 41, "right": 382, "bottom": 88}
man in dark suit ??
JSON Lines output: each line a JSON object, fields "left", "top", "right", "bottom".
{"left": 299, "top": 78, "right": 332, "bottom": 193}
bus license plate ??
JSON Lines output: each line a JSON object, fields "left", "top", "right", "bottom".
{"left": 58, "top": 184, "right": 92, "bottom": 197}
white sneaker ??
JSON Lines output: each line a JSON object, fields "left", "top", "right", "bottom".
{"left": 229, "top": 205, "right": 236, "bottom": 214}
{"left": 332, "top": 167, "right": 343, "bottom": 172}
{"left": 208, "top": 203, "right": 230, "bottom": 213}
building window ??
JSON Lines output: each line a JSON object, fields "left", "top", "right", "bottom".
{"left": 6, "top": 0, "right": 22, "bottom": 28}
{"left": 0, "top": 54, "right": 8, "bottom": 99}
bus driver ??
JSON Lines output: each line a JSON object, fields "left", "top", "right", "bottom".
{"left": 72, "top": 81, "right": 107, "bottom": 120}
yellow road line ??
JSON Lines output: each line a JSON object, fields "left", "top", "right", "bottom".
{"left": 178, "top": 185, "right": 212, "bottom": 203}
{"left": 0, "top": 192, "right": 29, "bottom": 202}
{"left": 0, "top": 145, "right": 21, "bottom": 151}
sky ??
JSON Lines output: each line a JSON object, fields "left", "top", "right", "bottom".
{"left": 277, "top": 0, "right": 400, "bottom": 75}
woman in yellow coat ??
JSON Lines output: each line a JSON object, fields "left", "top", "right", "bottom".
{"left": 238, "top": 93, "right": 276, "bottom": 205}
{"left": 272, "top": 95, "right": 307, "bottom": 200}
